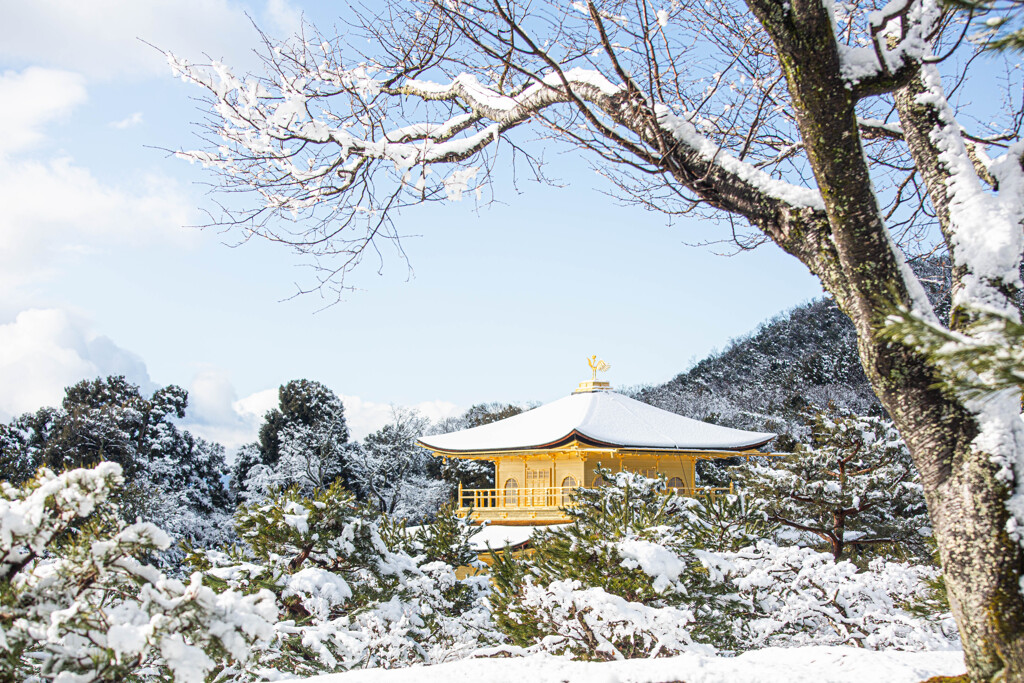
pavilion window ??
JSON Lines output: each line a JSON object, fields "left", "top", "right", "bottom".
{"left": 526, "top": 467, "right": 550, "bottom": 506}
{"left": 504, "top": 478, "right": 519, "bottom": 507}
{"left": 560, "top": 475, "right": 578, "bottom": 506}
{"left": 668, "top": 476, "right": 684, "bottom": 490}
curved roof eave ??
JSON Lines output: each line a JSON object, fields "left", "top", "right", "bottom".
{"left": 417, "top": 429, "right": 776, "bottom": 456}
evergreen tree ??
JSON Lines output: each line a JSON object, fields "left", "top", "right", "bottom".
{"left": 736, "top": 407, "right": 930, "bottom": 560}
{"left": 189, "top": 483, "right": 495, "bottom": 677}
{"left": 490, "top": 469, "right": 952, "bottom": 656}
{"left": 0, "top": 421, "right": 36, "bottom": 485}
{"left": 257, "top": 379, "right": 349, "bottom": 465}
{"left": 0, "top": 376, "right": 234, "bottom": 563}
{"left": 489, "top": 469, "right": 771, "bottom": 657}
{"left": 230, "top": 442, "right": 262, "bottom": 499}
{"left": 384, "top": 502, "right": 482, "bottom": 570}
{"left": 237, "top": 379, "right": 351, "bottom": 501}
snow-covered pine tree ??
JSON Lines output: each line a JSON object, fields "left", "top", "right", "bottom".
{"left": 190, "top": 482, "right": 494, "bottom": 677}
{"left": 735, "top": 406, "right": 930, "bottom": 561}
{"left": 705, "top": 541, "right": 958, "bottom": 650}
{"left": 236, "top": 379, "right": 352, "bottom": 502}
{"left": 0, "top": 376, "right": 235, "bottom": 565}
{"left": 488, "top": 469, "right": 769, "bottom": 658}
{"left": 394, "top": 502, "right": 482, "bottom": 570}
{"left": 489, "top": 468, "right": 952, "bottom": 656}
{"left": 379, "top": 502, "right": 496, "bottom": 656}
{"left": 0, "top": 463, "right": 275, "bottom": 682}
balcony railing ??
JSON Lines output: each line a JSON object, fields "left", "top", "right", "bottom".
{"left": 457, "top": 483, "right": 734, "bottom": 512}
{"left": 460, "top": 486, "right": 574, "bottom": 510}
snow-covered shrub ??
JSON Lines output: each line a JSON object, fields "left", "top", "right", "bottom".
{"left": 382, "top": 501, "right": 483, "bottom": 569}
{"left": 189, "top": 482, "right": 496, "bottom": 679}
{"left": 0, "top": 463, "right": 275, "bottom": 682}
{"left": 341, "top": 559, "right": 495, "bottom": 667}
{"left": 489, "top": 469, "right": 769, "bottom": 658}
{"left": 706, "top": 541, "right": 959, "bottom": 651}
{"left": 491, "top": 469, "right": 955, "bottom": 657}
{"left": 510, "top": 578, "right": 701, "bottom": 660}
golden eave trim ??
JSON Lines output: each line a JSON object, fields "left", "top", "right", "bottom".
{"left": 418, "top": 441, "right": 780, "bottom": 460}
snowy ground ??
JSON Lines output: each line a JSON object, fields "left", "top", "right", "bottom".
{"left": 306, "top": 647, "right": 965, "bottom": 683}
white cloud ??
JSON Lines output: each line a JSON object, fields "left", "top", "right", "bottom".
{"left": 0, "top": 66, "right": 197, "bottom": 293}
{"left": 0, "top": 311, "right": 462, "bottom": 456}
{"left": 186, "top": 383, "right": 462, "bottom": 452}
{"left": 0, "top": 68, "right": 87, "bottom": 155}
{"left": 0, "top": 0, "right": 304, "bottom": 80}
{"left": 180, "top": 368, "right": 277, "bottom": 451}
{"left": 235, "top": 388, "right": 280, "bottom": 426}
{"left": 341, "top": 395, "right": 460, "bottom": 441}
{"left": 0, "top": 315, "right": 270, "bottom": 451}
{"left": 109, "top": 112, "right": 143, "bottom": 129}
{"left": 0, "top": 308, "right": 154, "bottom": 421}
{"left": 0, "top": 316, "right": 269, "bottom": 452}
{"left": 0, "top": 155, "right": 197, "bottom": 291}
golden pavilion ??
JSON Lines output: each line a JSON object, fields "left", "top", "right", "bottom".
{"left": 417, "top": 358, "right": 775, "bottom": 526}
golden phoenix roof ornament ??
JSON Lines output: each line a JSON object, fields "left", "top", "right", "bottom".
{"left": 587, "top": 355, "right": 611, "bottom": 381}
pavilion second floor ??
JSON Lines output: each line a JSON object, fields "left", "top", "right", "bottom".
{"left": 455, "top": 447, "right": 742, "bottom": 525}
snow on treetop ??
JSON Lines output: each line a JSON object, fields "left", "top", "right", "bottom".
{"left": 417, "top": 391, "right": 775, "bottom": 453}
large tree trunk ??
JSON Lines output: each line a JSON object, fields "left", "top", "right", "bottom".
{"left": 904, "top": 396, "right": 1024, "bottom": 681}
{"left": 890, "top": 65, "right": 1024, "bottom": 683}
{"left": 744, "top": 1, "right": 1024, "bottom": 679}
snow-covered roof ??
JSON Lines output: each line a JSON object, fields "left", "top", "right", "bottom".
{"left": 404, "top": 523, "right": 566, "bottom": 551}
{"left": 467, "top": 524, "right": 569, "bottom": 552}
{"left": 418, "top": 390, "right": 775, "bottom": 454}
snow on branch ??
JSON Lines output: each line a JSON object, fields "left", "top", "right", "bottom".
{"left": 170, "top": 35, "right": 834, "bottom": 288}
{"left": 915, "top": 66, "right": 1024, "bottom": 318}
{"left": 1, "top": 464, "right": 277, "bottom": 682}
{"left": 169, "top": 53, "right": 621, "bottom": 214}
{"left": 885, "top": 305, "right": 1024, "bottom": 401}
{"left": 829, "top": 0, "right": 944, "bottom": 95}
{"left": 657, "top": 106, "right": 825, "bottom": 211}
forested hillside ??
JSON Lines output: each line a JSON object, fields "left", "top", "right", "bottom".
{"left": 634, "top": 297, "right": 877, "bottom": 445}
{"left": 633, "top": 260, "right": 957, "bottom": 450}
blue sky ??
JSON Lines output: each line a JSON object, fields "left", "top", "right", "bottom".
{"left": 0, "top": 0, "right": 824, "bottom": 449}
